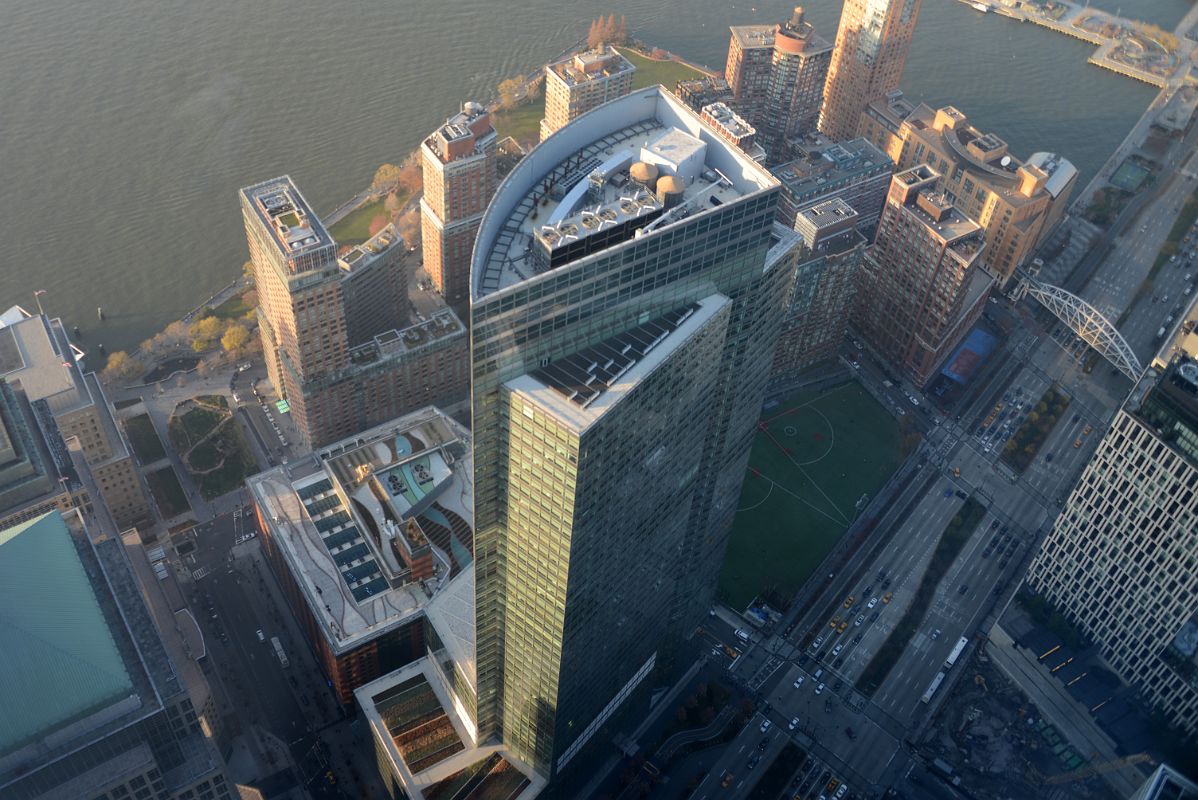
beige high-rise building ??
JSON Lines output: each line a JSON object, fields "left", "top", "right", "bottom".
{"left": 242, "top": 177, "right": 464, "bottom": 447}
{"left": 539, "top": 46, "right": 635, "bottom": 141}
{"left": 855, "top": 165, "right": 992, "bottom": 387}
{"left": 858, "top": 102, "right": 1077, "bottom": 286}
{"left": 420, "top": 102, "right": 497, "bottom": 311}
{"left": 819, "top": 0, "right": 922, "bottom": 143}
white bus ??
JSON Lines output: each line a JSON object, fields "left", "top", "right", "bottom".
{"left": 271, "top": 636, "right": 289, "bottom": 668}
{"left": 944, "top": 636, "right": 969, "bottom": 670}
{"left": 922, "top": 671, "right": 946, "bottom": 703}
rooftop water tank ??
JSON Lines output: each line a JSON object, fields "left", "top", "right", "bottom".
{"left": 657, "top": 175, "right": 684, "bottom": 209}
{"left": 630, "top": 161, "right": 659, "bottom": 190}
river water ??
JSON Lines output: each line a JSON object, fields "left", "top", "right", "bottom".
{"left": 0, "top": 0, "right": 1178, "bottom": 352}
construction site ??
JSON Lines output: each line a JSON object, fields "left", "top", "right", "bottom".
{"left": 915, "top": 646, "right": 1153, "bottom": 800}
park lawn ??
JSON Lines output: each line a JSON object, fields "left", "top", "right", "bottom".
{"left": 719, "top": 382, "right": 904, "bottom": 611}
{"left": 617, "top": 48, "right": 708, "bottom": 90}
{"left": 146, "top": 466, "right": 190, "bottom": 519}
{"left": 169, "top": 406, "right": 225, "bottom": 452}
{"left": 211, "top": 291, "right": 253, "bottom": 320}
{"left": 123, "top": 414, "right": 166, "bottom": 464}
{"left": 196, "top": 423, "right": 255, "bottom": 500}
{"left": 494, "top": 96, "right": 545, "bottom": 146}
{"left": 328, "top": 197, "right": 389, "bottom": 246}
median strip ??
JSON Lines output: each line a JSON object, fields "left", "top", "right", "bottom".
{"left": 855, "top": 497, "right": 987, "bottom": 696}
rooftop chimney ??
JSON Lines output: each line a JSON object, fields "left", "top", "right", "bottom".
{"left": 790, "top": 6, "right": 805, "bottom": 28}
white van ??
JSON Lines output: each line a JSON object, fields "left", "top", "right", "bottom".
{"left": 734, "top": 628, "right": 750, "bottom": 643}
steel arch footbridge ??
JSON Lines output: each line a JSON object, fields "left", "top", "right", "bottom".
{"left": 1018, "top": 278, "right": 1143, "bottom": 382}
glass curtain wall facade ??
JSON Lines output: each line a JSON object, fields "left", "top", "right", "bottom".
{"left": 468, "top": 88, "right": 790, "bottom": 778}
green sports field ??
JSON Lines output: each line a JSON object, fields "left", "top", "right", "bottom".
{"left": 718, "top": 382, "right": 904, "bottom": 611}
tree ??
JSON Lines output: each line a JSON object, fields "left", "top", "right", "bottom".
{"left": 191, "top": 317, "right": 223, "bottom": 352}
{"left": 396, "top": 159, "right": 422, "bottom": 197}
{"left": 371, "top": 163, "right": 404, "bottom": 190}
{"left": 397, "top": 208, "right": 421, "bottom": 248}
{"left": 616, "top": 15, "right": 628, "bottom": 44}
{"left": 102, "top": 351, "right": 143, "bottom": 382}
{"left": 221, "top": 324, "right": 250, "bottom": 353}
{"left": 384, "top": 191, "right": 403, "bottom": 216}
{"left": 242, "top": 259, "right": 255, "bottom": 278}
{"left": 497, "top": 75, "right": 525, "bottom": 110}
{"left": 164, "top": 320, "right": 190, "bottom": 349}
{"left": 587, "top": 18, "right": 602, "bottom": 49}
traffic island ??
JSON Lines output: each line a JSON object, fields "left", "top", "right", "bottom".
{"left": 1000, "top": 385, "right": 1071, "bottom": 474}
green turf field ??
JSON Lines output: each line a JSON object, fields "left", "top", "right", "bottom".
{"left": 718, "top": 382, "right": 904, "bottom": 611}
{"left": 1110, "top": 160, "right": 1150, "bottom": 193}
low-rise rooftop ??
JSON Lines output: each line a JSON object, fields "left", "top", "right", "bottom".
{"left": 339, "top": 223, "right": 403, "bottom": 273}
{"left": 772, "top": 138, "right": 892, "bottom": 197}
{"left": 247, "top": 407, "right": 473, "bottom": 655}
{"left": 472, "top": 87, "right": 778, "bottom": 301}
{"left": 356, "top": 661, "right": 544, "bottom": 800}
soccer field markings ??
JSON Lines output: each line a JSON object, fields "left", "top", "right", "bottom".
{"left": 736, "top": 478, "right": 774, "bottom": 512}
{"left": 753, "top": 387, "right": 872, "bottom": 526}
{"left": 748, "top": 470, "right": 848, "bottom": 527}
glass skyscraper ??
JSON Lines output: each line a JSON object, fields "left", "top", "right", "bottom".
{"left": 468, "top": 86, "right": 796, "bottom": 777}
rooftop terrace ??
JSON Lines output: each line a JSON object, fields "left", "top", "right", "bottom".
{"left": 356, "top": 661, "right": 543, "bottom": 800}
{"left": 241, "top": 175, "right": 334, "bottom": 258}
{"left": 729, "top": 23, "right": 777, "bottom": 50}
{"left": 247, "top": 407, "right": 473, "bottom": 653}
{"left": 472, "top": 87, "right": 778, "bottom": 301}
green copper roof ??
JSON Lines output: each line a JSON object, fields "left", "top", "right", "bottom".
{"left": 0, "top": 513, "right": 134, "bottom": 756}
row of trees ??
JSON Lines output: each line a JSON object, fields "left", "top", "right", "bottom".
{"left": 102, "top": 301, "right": 258, "bottom": 384}
{"left": 496, "top": 73, "right": 543, "bottom": 110}
{"left": 587, "top": 14, "right": 629, "bottom": 49}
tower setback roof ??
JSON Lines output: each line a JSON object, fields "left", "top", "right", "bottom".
{"left": 0, "top": 512, "right": 134, "bottom": 756}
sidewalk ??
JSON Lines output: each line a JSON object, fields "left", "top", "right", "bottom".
{"left": 987, "top": 623, "right": 1144, "bottom": 797}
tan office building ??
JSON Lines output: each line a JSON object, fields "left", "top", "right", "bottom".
{"left": 540, "top": 47, "right": 635, "bottom": 141}
{"left": 0, "top": 310, "right": 149, "bottom": 530}
{"left": 859, "top": 102, "right": 1077, "bottom": 286}
{"left": 819, "top": 0, "right": 922, "bottom": 143}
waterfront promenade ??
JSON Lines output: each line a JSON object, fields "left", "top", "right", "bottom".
{"left": 960, "top": 0, "right": 1198, "bottom": 88}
